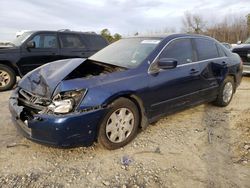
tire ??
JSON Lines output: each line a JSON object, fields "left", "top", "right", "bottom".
{"left": 213, "top": 77, "right": 235, "bottom": 107}
{"left": 98, "top": 98, "right": 140, "bottom": 150}
{"left": 0, "top": 64, "right": 16, "bottom": 91}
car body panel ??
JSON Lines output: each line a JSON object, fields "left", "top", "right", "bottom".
{"left": 9, "top": 88, "right": 107, "bottom": 147}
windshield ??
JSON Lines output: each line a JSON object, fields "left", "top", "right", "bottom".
{"left": 244, "top": 37, "right": 250, "bottom": 44}
{"left": 11, "top": 31, "right": 33, "bottom": 46}
{"left": 89, "top": 38, "right": 162, "bottom": 68}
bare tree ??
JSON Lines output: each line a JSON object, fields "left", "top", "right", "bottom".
{"left": 182, "top": 12, "right": 250, "bottom": 43}
{"left": 182, "top": 11, "right": 206, "bottom": 34}
{"left": 204, "top": 15, "right": 248, "bottom": 43}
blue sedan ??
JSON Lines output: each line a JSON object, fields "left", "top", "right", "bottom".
{"left": 9, "top": 34, "right": 243, "bottom": 149}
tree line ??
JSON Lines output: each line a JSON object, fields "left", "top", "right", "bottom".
{"left": 100, "top": 29, "right": 122, "bottom": 43}
{"left": 182, "top": 12, "right": 250, "bottom": 43}
{"left": 101, "top": 13, "right": 250, "bottom": 44}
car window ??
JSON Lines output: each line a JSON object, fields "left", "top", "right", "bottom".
{"left": 31, "top": 34, "right": 57, "bottom": 48}
{"left": 159, "top": 38, "right": 194, "bottom": 65}
{"left": 194, "top": 38, "right": 219, "bottom": 60}
{"left": 60, "top": 34, "right": 86, "bottom": 48}
{"left": 82, "top": 34, "right": 108, "bottom": 49}
{"left": 216, "top": 44, "right": 226, "bottom": 57}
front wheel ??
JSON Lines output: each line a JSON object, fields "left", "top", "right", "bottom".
{"left": 98, "top": 98, "right": 139, "bottom": 150}
{"left": 213, "top": 77, "right": 235, "bottom": 107}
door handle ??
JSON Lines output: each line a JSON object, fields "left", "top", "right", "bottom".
{"left": 190, "top": 68, "right": 199, "bottom": 75}
{"left": 222, "top": 61, "right": 227, "bottom": 67}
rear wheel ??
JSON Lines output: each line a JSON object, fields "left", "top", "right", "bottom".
{"left": 98, "top": 98, "right": 139, "bottom": 150}
{"left": 213, "top": 77, "right": 235, "bottom": 107}
{"left": 0, "top": 65, "right": 16, "bottom": 91}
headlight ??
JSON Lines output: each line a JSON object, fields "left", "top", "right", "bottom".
{"left": 48, "top": 99, "right": 74, "bottom": 114}
{"left": 47, "top": 89, "right": 87, "bottom": 114}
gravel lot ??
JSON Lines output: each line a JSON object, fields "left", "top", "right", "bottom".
{"left": 0, "top": 77, "right": 249, "bottom": 188}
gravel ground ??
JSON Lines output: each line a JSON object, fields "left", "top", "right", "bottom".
{"left": 0, "top": 77, "right": 249, "bottom": 188}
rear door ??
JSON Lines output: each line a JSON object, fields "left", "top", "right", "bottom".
{"left": 58, "top": 33, "right": 88, "bottom": 59}
{"left": 18, "top": 33, "right": 59, "bottom": 75}
{"left": 193, "top": 38, "right": 228, "bottom": 100}
{"left": 147, "top": 38, "right": 202, "bottom": 118}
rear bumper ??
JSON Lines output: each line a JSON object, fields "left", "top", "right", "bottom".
{"left": 243, "top": 64, "right": 250, "bottom": 74}
{"left": 9, "top": 89, "right": 107, "bottom": 147}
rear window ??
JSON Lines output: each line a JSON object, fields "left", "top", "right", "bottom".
{"left": 216, "top": 44, "right": 227, "bottom": 57}
{"left": 81, "top": 34, "right": 108, "bottom": 50}
{"left": 194, "top": 38, "right": 219, "bottom": 61}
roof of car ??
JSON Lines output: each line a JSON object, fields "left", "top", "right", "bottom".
{"left": 126, "top": 33, "right": 214, "bottom": 40}
{"left": 27, "top": 30, "right": 98, "bottom": 35}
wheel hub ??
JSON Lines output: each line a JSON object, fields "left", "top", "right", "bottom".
{"left": 0, "top": 70, "right": 10, "bottom": 87}
{"left": 106, "top": 108, "right": 134, "bottom": 143}
{"left": 223, "top": 82, "right": 233, "bottom": 103}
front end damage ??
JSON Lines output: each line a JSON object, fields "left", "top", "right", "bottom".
{"left": 9, "top": 58, "right": 124, "bottom": 147}
{"left": 9, "top": 87, "right": 107, "bottom": 147}
{"left": 9, "top": 58, "right": 127, "bottom": 147}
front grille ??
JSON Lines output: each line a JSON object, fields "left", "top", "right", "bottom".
{"left": 18, "top": 89, "right": 51, "bottom": 111}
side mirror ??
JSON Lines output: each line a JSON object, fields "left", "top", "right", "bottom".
{"left": 237, "top": 41, "right": 242, "bottom": 45}
{"left": 158, "top": 58, "right": 177, "bottom": 69}
{"left": 26, "top": 41, "right": 35, "bottom": 48}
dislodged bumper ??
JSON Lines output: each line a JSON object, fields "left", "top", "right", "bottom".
{"left": 9, "top": 89, "right": 107, "bottom": 147}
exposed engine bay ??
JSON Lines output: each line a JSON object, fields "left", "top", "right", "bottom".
{"left": 65, "top": 59, "right": 125, "bottom": 80}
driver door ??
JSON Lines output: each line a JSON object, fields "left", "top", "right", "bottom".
{"left": 147, "top": 38, "right": 202, "bottom": 119}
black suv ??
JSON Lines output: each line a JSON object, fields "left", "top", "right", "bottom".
{"left": 232, "top": 37, "right": 250, "bottom": 75}
{"left": 0, "top": 30, "right": 108, "bottom": 91}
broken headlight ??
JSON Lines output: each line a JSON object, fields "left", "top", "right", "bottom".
{"left": 48, "top": 89, "right": 87, "bottom": 114}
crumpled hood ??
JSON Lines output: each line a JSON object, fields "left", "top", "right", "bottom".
{"left": 18, "top": 58, "right": 86, "bottom": 98}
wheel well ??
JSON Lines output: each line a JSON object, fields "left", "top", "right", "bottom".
{"left": 107, "top": 94, "right": 149, "bottom": 129}
{"left": 0, "top": 61, "right": 19, "bottom": 76}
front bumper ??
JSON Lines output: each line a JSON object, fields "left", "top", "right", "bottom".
{"left": 9, "top": 89, "right": 107, "bottom": 147}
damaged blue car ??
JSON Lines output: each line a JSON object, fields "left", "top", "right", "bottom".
{"left": 9, "top": 34, "right": 242, "bottom": 149}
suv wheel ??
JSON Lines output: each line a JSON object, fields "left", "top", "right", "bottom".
{"left": 98, "top": 98, "right": 139, "bottom": 150}
{"left": 213, "top": 77, "right": 235, "bottom": 107}
{"left": 0, "top": 65, "right": 16, "bottom": 91}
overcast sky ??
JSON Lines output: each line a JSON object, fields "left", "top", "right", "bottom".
{"left": 0, "top": 0, "right": 249, "bottom": 41}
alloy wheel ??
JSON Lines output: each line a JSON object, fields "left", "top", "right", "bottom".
{"left": 222, "top": 82, "right": 233, "bottom": 103}
{"left": 0, "top": 70, "right": 10, "bottom": 88}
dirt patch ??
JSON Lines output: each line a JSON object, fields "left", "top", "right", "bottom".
{"left": 0, "top": 77, "right": 249, "bottom": 187}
